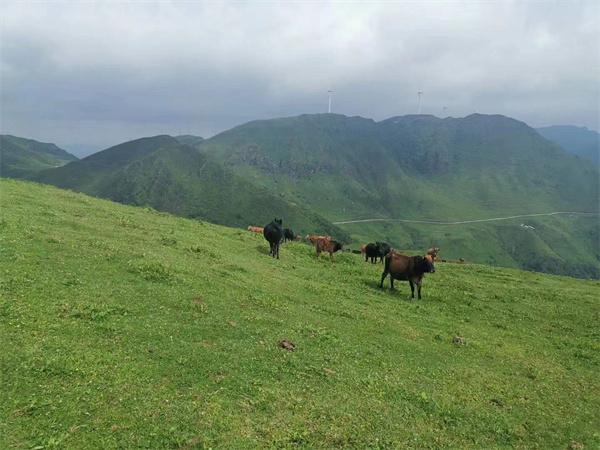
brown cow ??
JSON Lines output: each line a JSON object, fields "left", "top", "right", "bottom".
{"left": 315, "top": 238, "right": 343, "bottom": 261}
{"left": 247, "top": 226, "right": 264, "bottom": 233}
{"left": 380, "top": 251, "right": 435, "bottom": 299}
{"left": 306, "top": 234, "right": 331, "bottom": 244}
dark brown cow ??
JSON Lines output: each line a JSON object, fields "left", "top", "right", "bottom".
{"left": 315, "top": 238, "right": 343, "bottom": 261}
{"left": 380, "top": 251, "right": 435, "bottom": 299}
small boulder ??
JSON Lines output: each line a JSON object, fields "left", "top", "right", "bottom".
{"left": 453, "top": 336, "right": 467, "bottom": 346}
{"left": 279, "top": 339, "right": 296, "bottom": 351}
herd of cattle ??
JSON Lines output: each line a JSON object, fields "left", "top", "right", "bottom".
{"left": 249, "top": 220, "right": 441, "bottom": 299}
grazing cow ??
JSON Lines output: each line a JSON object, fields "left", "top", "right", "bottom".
{"left": 247, "top": 226, "right": 264, "bottom": 233}
{"left": 306, "top": 235, "right": 331, "bottom": 245}
{"left": 379, "top": 251, "right": 435, "bottom": 299}
{"left": 376, "top": 241, "right": 391, "bottom": 263}
{"left": 283, "top": 228, "right": 295, "bottom": 243}
{"left": 364, "top": 243, "right": 379, "bottom": 263}
{"left": 263, "top": 219, "right": 284, "bottom": 259}
{"left": 315, "top": 238, "right": 343, "bottom": 261}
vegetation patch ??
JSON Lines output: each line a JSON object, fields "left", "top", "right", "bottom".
{"left": 127, "top": 258, "right": 176, "bottom": 283}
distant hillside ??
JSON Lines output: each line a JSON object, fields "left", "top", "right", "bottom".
{"left": 198, "top": 113, "right": 599, "bottom": 277}
{"left": 175, "top": 134, "right": 204, "bottom": 147}
{"left": 0, "top": 134, "right": 78, "bottom": 178}
{"left": 536, "top": 125, "right": 599, "bottom": 165}
{"left": 34, "top": 135, "right": 347, "bottom": 238}
{"left": 201, "top": 114, "right": 598, "bottom": 221}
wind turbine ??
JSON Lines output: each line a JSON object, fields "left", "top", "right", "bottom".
{"left": 328, "top": 90, "right": 333, "bottom": 113}
{"left": 417, "top": 91, "right": 423, "bottom": 114}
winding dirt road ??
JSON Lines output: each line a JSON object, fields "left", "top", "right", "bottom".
{"left": 332, "top": 211, "right": 599, "bottom": 226}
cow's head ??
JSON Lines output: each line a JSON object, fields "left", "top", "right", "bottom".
{"left": 274, "top": 218, "right": 282, "bottom": 226}
{"left": 423, "top": 254, "right": 436, "bottom": 273}
{"left": 332, "top": 241, "right": 343, "bottom": 253}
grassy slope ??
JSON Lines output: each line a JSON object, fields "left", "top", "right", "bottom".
{"left": 339, "top": 215, "right": 600, "bottom": 279}
{"left": 0, "top": 135, "right": 78, "bottom": 178}
{"left": 1, "top": 178, "right": 599, "bottom": 449}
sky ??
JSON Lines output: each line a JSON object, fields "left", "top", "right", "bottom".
{"left": 1, "top": 1, "right": 599, "bottom": 156}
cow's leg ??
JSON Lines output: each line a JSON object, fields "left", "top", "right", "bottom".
{"left": 409, "top": 280, "right": 415, "bottom": 299}
{"left": 379, "top": 271, "right": 388, "bottom": 288}
{"left": 390, "top": 277, "right": 394, "bottom": 290}
{"left": 365, "top": 254, "right": 368, "bottom": 262}
{"left": 417, "top": 281, "right": 422, "bottom": 300}
{"left": 276, "top": 243, "right": 280, "bottom": 259}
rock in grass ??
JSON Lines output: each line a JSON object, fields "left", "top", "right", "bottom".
{"left": 453, "top": 336, "right": 467, "bottom": 346}
{"left": 279, "top": 339, "right": 296, "bottom": 351}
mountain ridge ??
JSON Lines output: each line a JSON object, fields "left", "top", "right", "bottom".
{"left": 0, "top": 134, "right": 78, "bottom": 177}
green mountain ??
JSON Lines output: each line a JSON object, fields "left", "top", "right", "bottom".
{"left": 34, "top": 135, "right": 347, "bottom": 238}
{"left": 202, "top": 114, "right": 598, "bottom": 219}
{"left": 0, "top": 134, "right": 78, "bottom": 178}
{"left": 198, "top": 114, "right": 599, "bottom": 277}
{"left": 175, "top": 134, "right": 204, "bottom": 147}
{"left": 24, "top": 113, "right": 600, "bottom": 277}
{"left": 2, "top": 178, "right": 599, "bottom": 448}
{"left": 536, "top": 125, "right": 599, "bottom": 165}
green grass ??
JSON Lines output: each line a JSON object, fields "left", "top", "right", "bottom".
{"left": 1, "top": 178, "right": 599, "bottom": 449}
{"left": 339, "top": 215, "right": 600, "bottom": 279}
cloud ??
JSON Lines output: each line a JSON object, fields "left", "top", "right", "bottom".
{"left": 1, "top": 1, "right": 598, "bottom": 154}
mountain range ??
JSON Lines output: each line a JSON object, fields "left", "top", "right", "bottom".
{"left": 1, "top": 113, "right": 598, "bottom": 278}
{"left": 0, "top": 134, "right": 78, "bottom": 178}
{"left": 536, "top": 125, "right": 599, "bottom": 165}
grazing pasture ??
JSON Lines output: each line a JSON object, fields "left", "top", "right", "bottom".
{"left": 1, "top": 179, "right": 599, "bottom": 449}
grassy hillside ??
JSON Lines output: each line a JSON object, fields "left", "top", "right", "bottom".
{"left": 338, "top": 214, "right": 600, "bottom": 279}
{"left": 198, "top": 113, "right": 599, "bottom": 277}
{"left": 1, "top": 178, "right": 599, "bottom": 449}
{"left": 0, "top": 135, "right": 78, "bottom": 178}
{"left": 537, "top": 125, "right": 599, "bottom": 165}
{"left": 34, "top": 136, "right": 347, "bottom": 239}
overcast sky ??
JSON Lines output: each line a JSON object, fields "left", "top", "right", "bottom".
{"left": 1, "top": 1, "right": 599, "bottom": 156}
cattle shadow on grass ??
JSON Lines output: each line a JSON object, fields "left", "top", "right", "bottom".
{"left": 363, "top": 279, "right": 412, "bottom": 299}
{"left": 363, "top": 279, "right": 386, "bottom": 291}
{"left": 255, "top": 245, "right": 270, "bottom": 256}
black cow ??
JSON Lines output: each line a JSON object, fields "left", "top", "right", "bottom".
{"left": 375, "top": 241, "right": 391, "bottom": 263}
{"left": 380, "top": 251, "right": 436, "bottom": 299}
{"left": 263, "top": 219, "right": 284, "bottom": 259}
{"left": 283, "top": 228, "right": 295, "bottom": 243}
{"left": 364, "top": 243, "right": 379, "bottom": 263}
